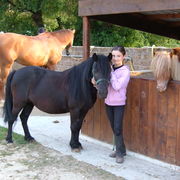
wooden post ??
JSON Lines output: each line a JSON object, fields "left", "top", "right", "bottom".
{"left": 83, "top": 16, "right": 90, "bottom": 60}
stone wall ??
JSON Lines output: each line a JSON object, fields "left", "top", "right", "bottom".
{"left": 12, "top": 46, "right": 171, "bottom": 71}
{"left": 57, "top": 46, "right": 171, "bottom": 71}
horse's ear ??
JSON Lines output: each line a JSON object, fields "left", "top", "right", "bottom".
{"left": 108, "top": 53, "right": 112, "bottom": 61}
{"left": 92, "top": 53, "right": 98, "bottom": 62}
{"left": 72, "top": 29, "right": 75, "bottom": 34}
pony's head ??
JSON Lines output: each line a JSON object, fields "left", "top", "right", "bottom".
{"left": 91, "top": 53, "right": 112, "bottom": 98}
{"left": 151, "top": 51, "right": 171, "bottom": 92}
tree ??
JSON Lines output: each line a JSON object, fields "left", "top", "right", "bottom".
{"left": 0, "top": 0, "right": 79, "bottom": 35}
{"left": 0, "top": 0, "right": 179, "bottom": 47}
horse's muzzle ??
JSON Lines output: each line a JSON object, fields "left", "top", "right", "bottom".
{"left": 66, "top": 49, "right": 70, "bottom": 56}
{"left": 157, "top": 85, "right": 167, "bottom": 92}
{"left": 97, "top": 92, "right": 108, "bottom": 99}
{"left": 157, "top": 80, "right": 168, "bottom": 92}
{"left": 97, "top": 85, "right": 108, "bottom": 99}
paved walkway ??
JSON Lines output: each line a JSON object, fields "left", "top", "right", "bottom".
{"left": 0, "top": 114, "right": 180, "bottom": 180}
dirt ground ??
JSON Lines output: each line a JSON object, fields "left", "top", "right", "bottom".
{"left": 0, "top": 140, "right": 123, "bottom": 180}
{"left": 0, "top": 107, "right": 123, "bottom": 180}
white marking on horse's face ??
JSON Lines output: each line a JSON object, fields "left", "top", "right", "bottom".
{"left": 157, "top": 80, "right": 168, "bottom": 92}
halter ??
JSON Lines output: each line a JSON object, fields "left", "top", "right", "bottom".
{"left": 96, "top": 78, "right": 109, "bottom": 85}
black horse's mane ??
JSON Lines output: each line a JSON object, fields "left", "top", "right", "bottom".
{"left": 68, "top": 57, "right": 94, "bottom": 103}
{"left": 68, "top": 55, "right": 110, "bottom": 104}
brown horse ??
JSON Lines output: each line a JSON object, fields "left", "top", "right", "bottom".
{"left": 151, "top": 47, "right": 180, "bottom": 92}
{"left": 0, "top": 29, "right": 75, "bottom": 101}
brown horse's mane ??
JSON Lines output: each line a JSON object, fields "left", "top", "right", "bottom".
{"left": 151, "top": 51, "right": 171, "bottom": 80}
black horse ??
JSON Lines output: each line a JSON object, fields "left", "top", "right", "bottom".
{"left": 3, "top": 53, "right": 112, "bottom": 151}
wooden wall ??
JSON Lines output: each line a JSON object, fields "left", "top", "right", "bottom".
{"left": 82, "top": 78, "right": 180, "bottom": 166}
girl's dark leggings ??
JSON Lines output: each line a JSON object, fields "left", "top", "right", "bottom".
{"left": 105, "top": 104, "right": 126, "bottom": 156}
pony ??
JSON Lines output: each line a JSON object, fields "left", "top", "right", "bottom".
{"left": 3, "top": 53, "right": 112, "bottom": 152}
{"left": 0, "top": 29, "right": 75, "bottom": 101}
{"left": 151, "top": 47, "right": 180, "bottom": 92}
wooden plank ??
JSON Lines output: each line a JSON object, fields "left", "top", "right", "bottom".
{"left": 146, "top": 13, "right": 180, "bottom": 20}
{"left": 176, "top": 86, "right": 180, "bottom": 165}
{"left": 165, "top": 82, "right": 178, "bottom": 164}
{"left": 79, "top": 0, "right": 180, "bottom": 16}
{"left": 125, "top": 78, "right": 140, "bottom": 152}
{"left": 83, "top": 16, "right": 90, "bottom": 60}
{"left": 123, "top": 79, "right": 132, "bottom": 150}
{"left": 138, "top": 79, "right": 149, "bottom": 155}
{"left": 147, "top": 80, "right": 157, "bottom": 158}
{"left": 92, "top": 99, "right": 101, "bottom": 139}
{"left": 155, "top": 90, "right": 168, "bottom": 162}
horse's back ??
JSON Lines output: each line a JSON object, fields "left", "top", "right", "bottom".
{"left": 11, "top": 66, "right": 69, "bottom": 113}
{"left": 0, "top": 33, "right": 50, "bottom": 66}
{"left": 11, "top": 66, "right": 46, "bottom": 89}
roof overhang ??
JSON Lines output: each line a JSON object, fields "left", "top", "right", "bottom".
{"left": 79, "top": 0, "right": 180, "bottom": 40}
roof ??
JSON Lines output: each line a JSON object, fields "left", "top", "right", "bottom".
{"left": 78, "top": 0, "right": 180, "bottom": 40}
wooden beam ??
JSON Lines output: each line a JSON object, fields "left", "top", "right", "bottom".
{"left": 168, "top": 22, "right": 180, "bottom": 27}
{"left": 83, "top": 16, "right": 90, "bottom": 61}
{"left": 79, "top": 0, "right": 180, "bottom": 16}
{"left": 91, "top": 14, "right": 180, "bottom": 40}
{"left": 145, "top": 13, "right": 180, "bottom": 20}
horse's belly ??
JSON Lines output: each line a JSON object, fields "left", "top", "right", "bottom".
{"left": 16, "top": 56, "right": 48, "bottom": 66}
{"left": 33, "top": 97, "right": 69, "bottom": 114}
{"left": 36, "top": 106, "right": 69, "bottom": 114}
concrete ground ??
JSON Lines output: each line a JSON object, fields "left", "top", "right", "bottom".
{"left": 0, "top": 108, "right": 180, "bottom": 180}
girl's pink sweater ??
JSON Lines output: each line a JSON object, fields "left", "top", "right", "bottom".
{"left": 105, "top": 65, "right": 130, "bottom": 106}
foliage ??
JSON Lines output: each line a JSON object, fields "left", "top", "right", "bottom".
{"left": 90, "top": 20, "right": 180, "bottom": 48}
{"left": 0, "top": 0, "right": 179, "bottom": 47}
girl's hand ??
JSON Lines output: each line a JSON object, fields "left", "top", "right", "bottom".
{"left": 91, "top": 77, "right": 97, "bottom": 87}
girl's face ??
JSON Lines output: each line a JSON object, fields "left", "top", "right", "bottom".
{"left": 111, "top": 50, "right": 125, "bottom": 67}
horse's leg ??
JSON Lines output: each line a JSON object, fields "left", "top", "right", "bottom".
{"left": 19, "top": 103, "right": 34, "bottom": 142}
{"left": 6, "top": 105, "right": 23, "bottom": 143}
{"left": 0, "top": 63, "right": 13, "bottom": 102}
{"left": 6, "top": 114, "right": 18, "bottom": 143}
{"left": 70, "top": 108, "right": 89, "bottom": 152}
{"left": 45, "top": 54, "right": 62, "bottom": 71}
{"left": 65, "top": 45, "right": 70, "bottom": 56}
{"left": 46, "top": 64, "right": 56, "bottom": 71}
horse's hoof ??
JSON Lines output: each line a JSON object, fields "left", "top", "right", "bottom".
{"left": 6, "top": 139, "right": 13, "bottom": 144}
{"left": 71, "top": 145, "right": 83, "bottom": 152}
{"left": 29, "top": 139, "right": 36, "bottom": 143}
{"left": 25, "top": 137, "right": 35, "bottom": 142}
{"left": 71, "top": 148, "right": 81, "bottom": 153}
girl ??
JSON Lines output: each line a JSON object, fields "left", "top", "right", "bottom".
{"left": 105, "top": 46, "right": 130, "bottom": 163}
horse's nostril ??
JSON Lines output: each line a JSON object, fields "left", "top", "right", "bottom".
{"left": 157, "top": 86, "right": 166, "bottom": 92}
{"left": 98, "top": 91, "right": 108, "bottom": 99}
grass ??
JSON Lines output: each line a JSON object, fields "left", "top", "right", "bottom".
{"left": 0, "top": 126, "right": 28, "bottom": 145}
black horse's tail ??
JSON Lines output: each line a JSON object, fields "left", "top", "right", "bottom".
{"left": 3, "top": 70, "right": 16, "bottom": 123}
